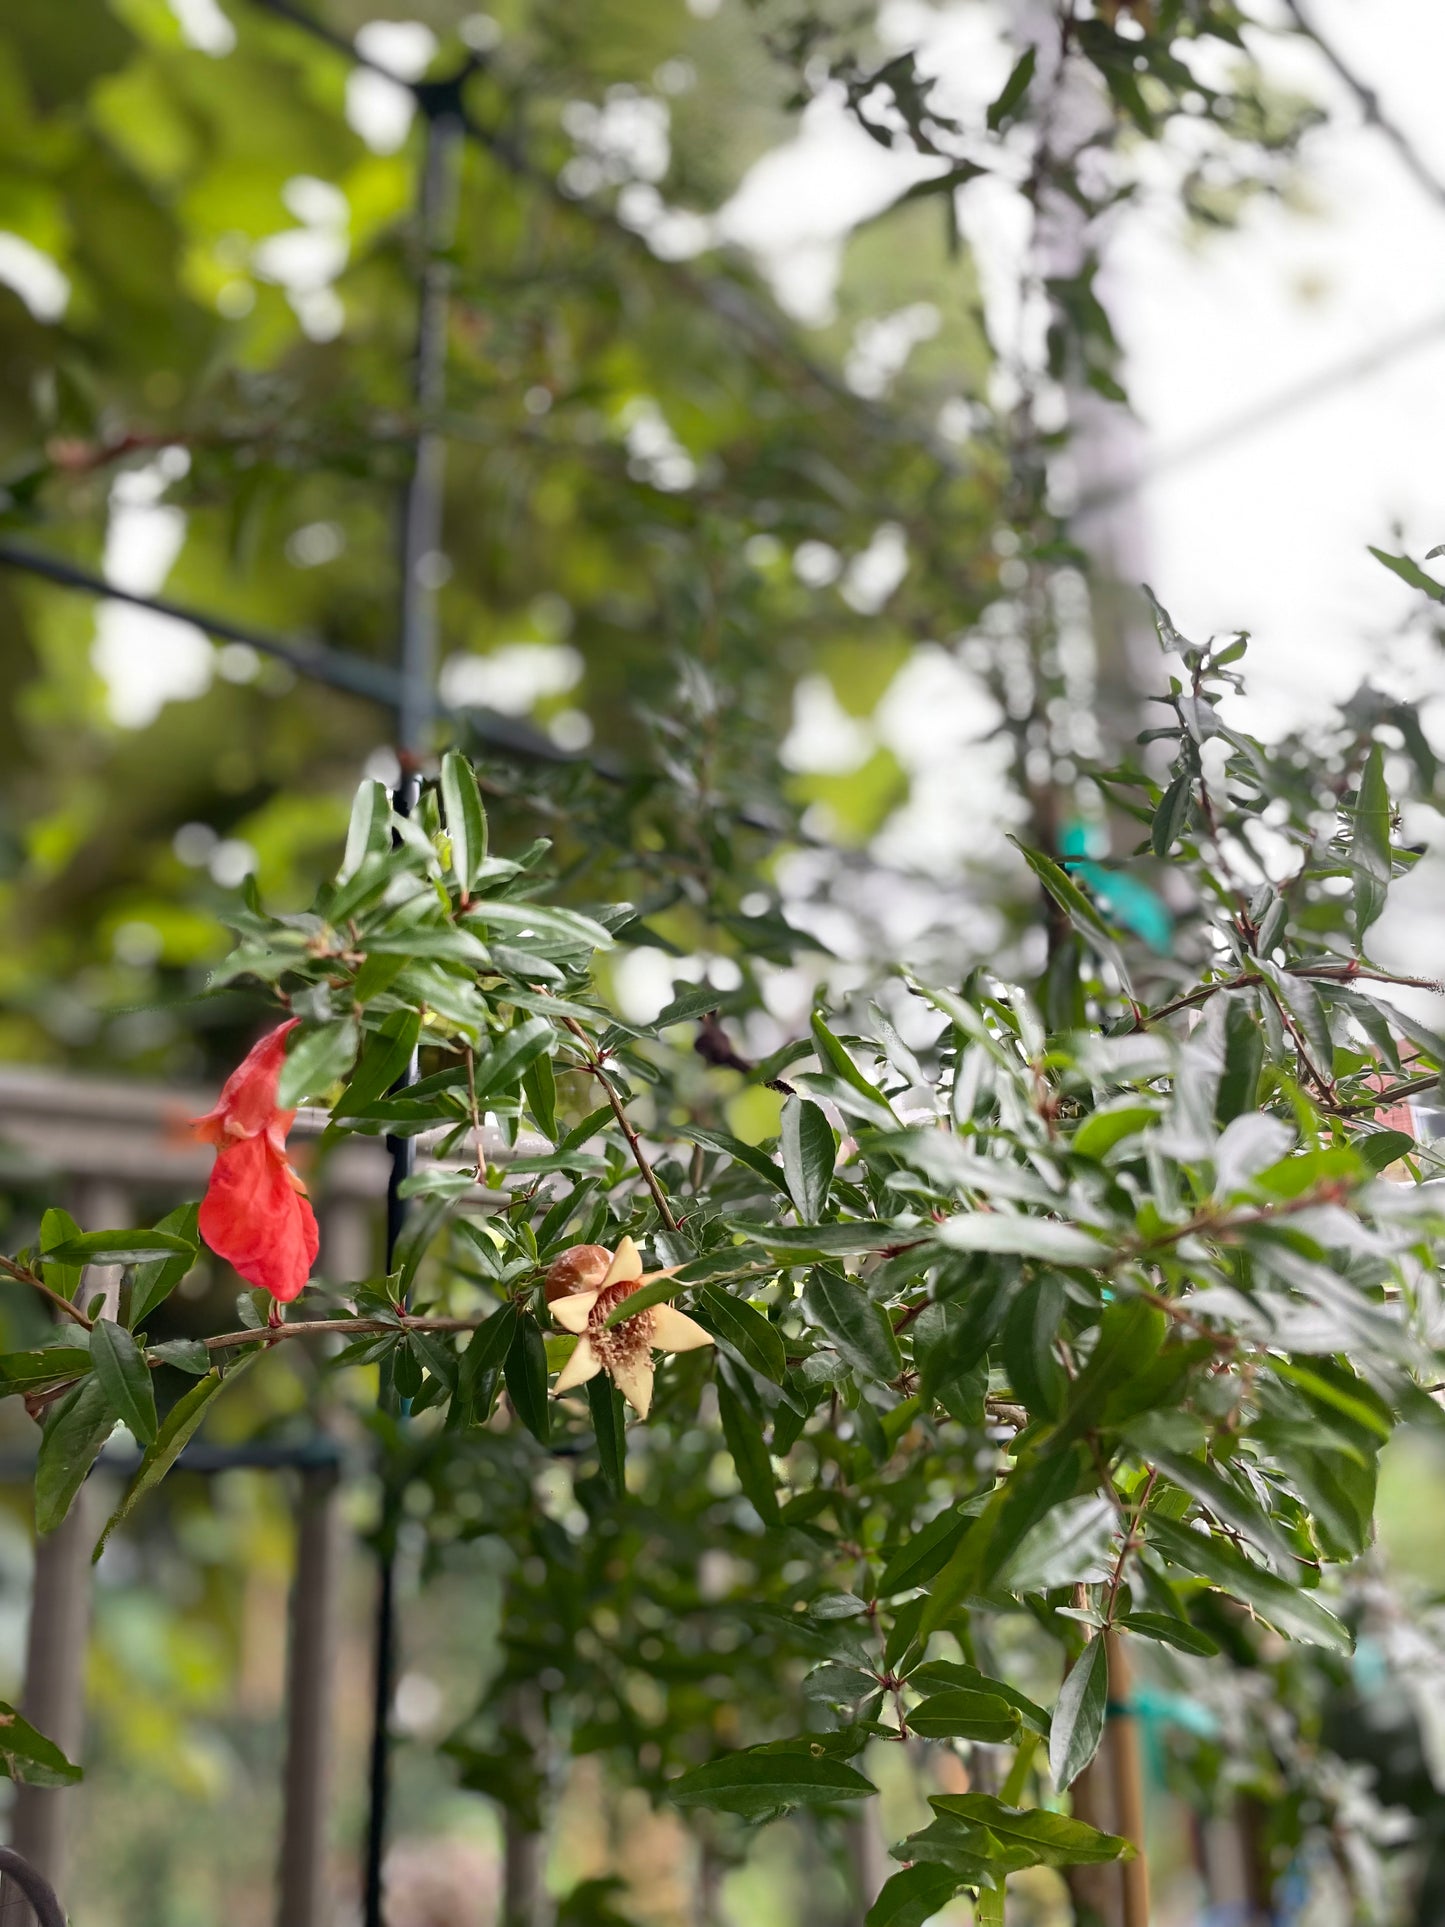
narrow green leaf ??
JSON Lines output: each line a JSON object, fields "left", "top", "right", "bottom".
{"left": 471, "top": 1019, "right": 556, "bottom": 1105}
{"left": 1008, "top": 838, "right": 1133, "bottom": 993}
{"left": 0, "top": 1703, "right": 82, "bottom": 1787}
{"left": 926, "top": 1793, "right": 1134, "bottom": 1869}
{"left": 35, "top": 1376, "right": 116, "bottom": 1534}
{"left": 587, "top": 1374, "right": 627, "bottom": 1497}
{"left": 453, "top": 1303, "right": 516, "bottom": 1427}
{"left": 938, "top": 1214, "right": 1105, "bottom": 1265}
{"left": 867, "top": 1865, "right": 967, "bottom": 1927}
{"left": 335, "top": 1012, "right": 421, "bottom": 1115}
{"left": 440, "top": 749, "right": 488, "bottom": 897}
{"left": 1003, "top": 1276, "right": 1066, "bottom": 1418}
{"left": 1049, "top": 1637, "right": 1107, "bottom": 1790}
{"left": 89, "top": 1318, "right": 157, "bottom": 1447}
{"left": 522, "top": 1050, "right": 557, "bottom": 1140}
{"left": 909, "top": 1662, "right": 1051, "bottom": 1737}
{"left": 504, "top": 1315, "right": 550, "bottom": 1443}
{"left": 1369, "top": 545, "right": 1445, "bottom": 602}
{"left": 1147, "top": 1514, "right": 1350, "bottom": 1650}
{"left": 876, "top": 1505, "right": 973, "bottom": 1597}
{"left": 277, "top": 1017, "right": 360, "bottom": 1110}
{"left": 668, "top": 1747, "right": 876, "bottom": 1818}
{"left": 987, "top": 43, "right": 1036, "bottom": 130}
{"left": 781, "top": 1097, "right": 837, "bottom": 1222}
{"left": 1118, "top": 1612, "right": 1219, "bottom": 1657}
{"left": 920, "top": 1451, "right": 1083, "bottom": 1639}
{"left": 1150, "top": 772, "right": 1192, "bottom": 858}
{"left": 695, "top": 1286, "right": 786, "bottom": 1384}
{"left": 0, "top": 1348, "right": 91, "bottom": 1396}
{"left": 1216, "top": 997, "right": 1263, "bottom": 1125}
{"left": 1351, "top": 743, "right": 1392, "bottom": 939}
{"left": 809, "top": 1013, "right": 899, "bottom": 1124}
{"left": 676, "top": 1126, "right": 791, "bottom": 1199}
{"left": 128, "top": 1203, "right": 200, "bottom": 1331}
{"left": 717, "top": 1378, "right": 780, "bottom": 1524}
{"left": 907, "top": 1689, "right": 1020, "bottom": 1743}
{"left": 39, "top": 1208, "right": 84, "bottom": 1304}
{"left": 94, "top": 1356, "right": 254, "bottom": 1560}
{"left": 45, "top": 1229, "right": 194, "bottom": 1267}
{"left": 802, "top": 1269, "right": 901, "bottom": 1382}
{"left": 337, "top": 778, "right": 391, "bottom": 884}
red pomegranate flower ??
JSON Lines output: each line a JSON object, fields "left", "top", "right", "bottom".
{"left": 192, "top": 1019, "right": 319, "bottom": 1313}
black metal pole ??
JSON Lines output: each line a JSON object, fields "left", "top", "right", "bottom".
{"left": 362, "top": 82, "right": 463, "bottom": 1927}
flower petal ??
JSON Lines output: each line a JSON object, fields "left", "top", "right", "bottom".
{"left": 549, "top": 1289, "right": 600, "bottom": 1334}
{"left": 191, "top": 1018, "right": 299, "bottom": 1142}
{"left": 198, "top": 1132, "right": 318, "bottom": 1303}
{"left": 610, "top": 1351, "right": 655, "bottom": 1419}
{"left": 651, "top": 1306, "right": 715, "bottom": 1354}
{"left": 601, "top": 1235, "right": 644, "bottom": 1286}
{"left": 553, "top": 1337, "right": 602, "bottom": 1395}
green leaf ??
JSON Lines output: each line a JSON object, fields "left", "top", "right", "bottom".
{"left": 1127, "top": 1419, "right": 1296, "bottom": 1575}
{"left": 1008, "top": 839, "right": 1133, "bottom": 993}
{"left": 338, "top": 779, "right": 391, "bottom": 884}
{"left": 0, "top": 1347, "right": 91, "bottom": 1396}
{"left": 668, "top": 1747, "right": 876, "bottom": 1819}
{"left": 45, "top": 1229, "right": 195, "bottom": 1267}
{"left": 925, "top": 1794, "right": 1134, "bottom": 1870}
{"left": 35, "top": 1375, "right": 116, "bottom": 1534}
{"left": 1051, "top": 1300, "right": 1166, "bottom": 1448}
{"left": 937, "top": 1215, "right": 1105, "bottom": 1265}
{"left": 1146, "top": 1514, "right": 1350, "bottom": 1650}
{"left": 471, "top": 1019, "right": 557, "bottom": 1105}
{"left": 1351, "top": 743, "right": 1392, "bottom": 939}
{"left": 277, "top": 1017, "right": 359, "bottom": 1109}
{"left": 695, "top": 1286, "right": 786, "bottom": 1383}
{"left": 1357, "top": 1128, "right": 1415, "bottom": 1172}
{"left": 39, "top": 1207, "right": 84, "bottom": 1304}
{"left": 1049, "top": 1636, "right": 1107, "bottom": 1789}
{"left": 522, "top": 1049, "right": 557, "bottom": 1140}
{"left": 920, "top": 1450, "right": 1083, "bottom": 1638}
{"left": 1150, "top": 772, "right": 1193, "bottom": 857}
{"left": 908, "top": 1662, "right": 1051, "bottom": 1737}
{"left": 1003, "top": 1276, "right": 1066, "bottom": 1418}
{"left": 1072, "top": 1103, "right": 1158, "bottom": 1161}
{"left": 335, "top": 1012, "right": 421, "bottom": 1114}
{"left": 128, "top": 1203, "right": 200, "bottom": 1331}
{"left": 907, "top": 1689, "right": 1020, "bottom": 1743}
{"left": 781, "top": 1097, "right": 837, "bottom": 1222}
{"left": 89, "top": 1318, "right": 157, "bottom": 1447}
{"left": 802, "top": 1270, "right": 901, "bottom": 1382}
{"left": 867, "top": 1865, "right": 968, "bottom": 1927}
{"left": 93, "top": 1357, "right": 254, "bottom": 1560}
{"left": 809, "top": 1013, "right": 899, "bottom": 1124}
{"left": 453, "top": 1302, "right": 517, "bottom": 1427}
{"left": 505, "top": 1315, "right": 550, "bottom": 1444}
{"left": 147, "top": 1338, "right": 211, "bottom": 1376}
{"left": 723, "top": 1220, "right": 898, "bottom": 1262}
{"left": 876, "top": 1504, "right": 974, "bottom": 1596}
{"left": 987, "top": 44, "right": 1036, "bottom": 130}
{"left": 440, "top": 749, "right": 488, "bottom": 897}
{"left": 462, "top": 899, "right": 613, "bottom": 951}
{"left": 1216, "top": 998, "right": 1263, "bottom": 1125}
{"left": 0, "top": 1703, "right": 82, "bottom": 1788}
{"left": 1369, "top": 545, "right": 1445, "bottom": 602}
{"left": 676, "top": 1126, "right": 791, "bottom": 1199}
{"left": 1117, "top": 1612, "right": 1219, "bottom": 1657}
{"left": 587, "top": 1374, "right": 627, "bottom": 1498}
{"left": 1261, "top": 961, "right": 1333, "bottom": 1079}
{"left": 717, "top": 1378, "right": 779, "bottom": 1524}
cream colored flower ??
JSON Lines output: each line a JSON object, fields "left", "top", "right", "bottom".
{"left": 549, "top": 1235, "right": 713, "bottom": 1419}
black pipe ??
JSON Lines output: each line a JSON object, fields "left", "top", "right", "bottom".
{"left": 0, "top": 1846, "right": 66, "bottom": 1927}
{"left": 362, "top": 79, "right": 463, "bottom": 1925}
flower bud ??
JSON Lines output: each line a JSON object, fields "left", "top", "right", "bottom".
{"left": 544, "top": 1243, "right": 613, "bottom": 1302}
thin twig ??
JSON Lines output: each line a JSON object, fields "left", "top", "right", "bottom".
{"left": 0, "top": 1255, "right": 95, "bottom": 1331}
{"left": 463, "top": 1043, "right": 488, "bottom": 1184}
{"left": 202, "top": 1313, "right": 479, "bottom": 1354}
{"left": 560, "top": 1016, "right": 680, "bottom": 1233}
{"left": 1282, "top": 0, "right": 1445, "bottom": 214}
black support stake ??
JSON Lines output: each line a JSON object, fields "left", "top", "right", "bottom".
{"left": 362, "top": 78, "right": 464, "bottom": 1927}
